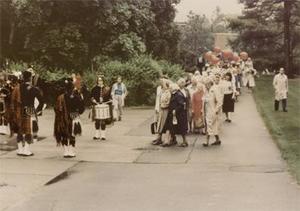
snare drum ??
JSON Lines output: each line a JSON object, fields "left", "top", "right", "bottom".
{"left": 94, "top": 104, "right": 110, "bottom": 120}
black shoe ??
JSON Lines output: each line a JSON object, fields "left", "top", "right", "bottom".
{"left": 227, "top": 119, "right": 232, "bottom": 123}
{"left": 93, "top": 137, "right": 100, "bottom": 140}
{"left": 211, "top": 140, "right": 221, "bottom": 146}
{"left": 118, "top": 117, "right": 122, "bottom": 121}
{"left": 203, "top": 143, "right": 209, "bottom": 147}
{"left": 152, "top": 139, "right": 162, "bottom": 145}
{"left": 101, "top": 137, "right": 106, "bottom": 141}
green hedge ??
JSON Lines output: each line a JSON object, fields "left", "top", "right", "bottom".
{"left": 4, "top": 55, "right": 184, "bottom": 106}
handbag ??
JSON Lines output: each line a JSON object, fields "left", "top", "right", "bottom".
{"left": 151, "top": 122, "right": 157, "bottom": 134}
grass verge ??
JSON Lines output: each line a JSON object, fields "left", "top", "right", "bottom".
{"left": 252, "top": 75, "right": 300, "bottom": 183}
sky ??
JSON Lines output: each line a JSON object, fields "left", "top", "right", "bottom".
{"left": 175, "top": 0, "right": 243, "bottom": 22}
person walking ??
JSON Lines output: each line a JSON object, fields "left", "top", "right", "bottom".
{"left": 203, "top": 74, "right": 223, "bottom": 147}
{"left": 273, "top": 68, "right": 288, "bottom": 112}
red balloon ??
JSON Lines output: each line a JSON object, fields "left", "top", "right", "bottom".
{"left": 232, "top": 53, "right": 240, "bottom": 62}
{"left": 240, "top": 52, "right": 248, "bottom": 60}
{"left": 204, "top": 51, "right": 213, "bottom": 61}
{"left": 213, "top": 46, "right": 221, "bottom": 54}
{"left": 210, "top": 55, "right": 220, "bottom": 65}
{"left": 222, "top": 50, "right": 233, "bottom": 60}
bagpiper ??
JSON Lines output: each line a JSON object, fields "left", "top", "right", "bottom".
{"left": 54, "top": 78, "right": 85, "bottom": 158}
{"left": 11, "top": 70, "right": 44, "bottom": 156}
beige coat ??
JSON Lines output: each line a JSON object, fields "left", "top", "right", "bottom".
{"left": 273, "top": 73, "right": 288, "bottom": 101}
{"left": 243, "top": 67, "right": 257, "bottom": 87}
{"left": 206, "top": 84, "right": 223, "bottom": 136}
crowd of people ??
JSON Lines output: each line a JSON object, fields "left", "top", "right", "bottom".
{"left": 0, "top": 56, "right": 289, "bottom": 158}
{"left": 152, "top": 57, "right": 260, "bottom": 147}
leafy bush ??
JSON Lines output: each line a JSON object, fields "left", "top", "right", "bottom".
{"left": 3, "top": 55, "right": 184, "bottom": 106}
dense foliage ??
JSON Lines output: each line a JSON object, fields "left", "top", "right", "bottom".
{"left": 0, "top": 0, "right": 181, "bottom": 70}
{"left": 5, "top": 55, "right": 184, "bottom": 106}
{"left": 228, "top": 0, "right": 300, "bottom": 74}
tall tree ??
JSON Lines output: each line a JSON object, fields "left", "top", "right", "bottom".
{"left": 229, "top": 0, "right": 300, "bottom": 76}
{"left": 178, "top": 11, "right": 214, "bottom": 68}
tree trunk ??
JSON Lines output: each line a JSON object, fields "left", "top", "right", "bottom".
{"left": 284, "top": 0, "right": 293, "bottom": 78}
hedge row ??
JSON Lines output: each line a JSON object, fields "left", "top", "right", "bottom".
{"left": 5, "top": 55, "right": 184, "bottom": 106}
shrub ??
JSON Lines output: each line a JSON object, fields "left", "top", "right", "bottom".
{"left": 3, "top": 55, "right": 185, "bottom": 106}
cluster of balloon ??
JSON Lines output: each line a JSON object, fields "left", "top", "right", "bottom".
{"left": 222, "top": 50, "right": 234, "bottom": 60}
{"left": 240, "top": 52, "right": 248, "bottom": 61}
{"left": 232, "top": 52, "right": 240, "bottom": 62}
{"left": 203, "top": 46, "right": 249, "bottom": 64}
{"left": 213, "top": 46, "right": 221, "bottom": 54}
{"left": 204, "top": 51, "right": 213, "bottom": 61}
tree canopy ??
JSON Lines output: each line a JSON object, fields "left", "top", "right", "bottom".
{"left": 228, "top": 0, "right": 300, "bottom": 74}
{"left": 0, "top": 0, "right": 181, "bottom": 71}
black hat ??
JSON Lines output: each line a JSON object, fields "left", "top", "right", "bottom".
{"left": 64, "top": 77, "right": 74, "bottom": 92}
{"left": 22, "top": 70, "right": 32, "bottom": 82}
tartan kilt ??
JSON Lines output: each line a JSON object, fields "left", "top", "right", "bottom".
{"left": 20, "top": 115, "right": 32, "bottom": 135}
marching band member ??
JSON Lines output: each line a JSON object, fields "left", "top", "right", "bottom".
{"left": 0, "top": 72, "right": 10, "bottom": 135}
{"left": 91, "top": 75, "right": 113, "bottom": 141}
{"left": 203, "top": 74, "right": 223, "bottom": 147}
{"left": 273, "top": 68, "right": 288, "bottom": 112}
{"left": 54, "top": 78, "right": 85, "bottom": 158}
{"left": 111, "top": 76, "right": 127, "bottom": 121}
{"left": 11, "top": 70, "right": 44, "bottom": 156}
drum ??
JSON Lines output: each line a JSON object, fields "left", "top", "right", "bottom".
{"left": 94, "top": 104, "right": 110, "bottom": 120}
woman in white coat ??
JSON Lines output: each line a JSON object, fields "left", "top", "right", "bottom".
{"left": 273, "top": 68, "right": 288, "bottom": 112}
{"left": 243, "top": 64, "right": 257, "bottom": 91}
{"left": 203, "top": 74, "right": 223, "bottom": 147}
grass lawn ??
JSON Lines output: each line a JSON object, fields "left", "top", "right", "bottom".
{"left": 253, "top": 75, "right": 300, "bottom": 183}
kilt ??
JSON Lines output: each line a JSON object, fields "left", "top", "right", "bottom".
{"left": 20, "top": 114, "right": 32, "bottom": 135}
{"left": 222, "top": 93, "right": 235, "bottom": 113}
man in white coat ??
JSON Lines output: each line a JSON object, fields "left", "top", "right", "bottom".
{"left": 273, "top": 68, "right": 288, "bottom": 112}
{"left": 111, "top": 76, "right": 127, "bottom": 121}
{"left": 203, "top": 74, "right": 223, "bottom": 147}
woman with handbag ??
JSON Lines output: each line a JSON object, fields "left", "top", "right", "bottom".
{"left": 152, "top": 79, "right": 171, "bottom": 146}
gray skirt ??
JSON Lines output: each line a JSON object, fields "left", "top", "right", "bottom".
{"left": 157, "top": 108, "right": 169, "bottom": 134}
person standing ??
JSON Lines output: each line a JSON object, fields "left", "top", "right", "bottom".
{"left": 54, "top": 78, "right": 85, "bottom": 158}
{"left": 191, "top": 82, "right": 205, "bottom": 133}
{"left": 152, "top": 79, "right": 172, "bottom": 146}
{"left": 187, "top": 77, "right": 198, "bottom": 133}
{"left": 168, "top": 78, "right": 189, "bottom": 147}
{"left": 243, "top": 64, "right": 257, "bottom": 91}
{"left": 11, "top": 70, "right": 44, "bottom": 156}
{"left": 222, "top": 72, "right": 236, "bottom": 122}
{"left": 0, "top": 72, "right": 10, "bottom": 135}
{"left": 111, "top": 76, "right": 127, "bottom": 121}
{"left": 203, "top": 74, "right": 223, "bottom": 147}
{"left": 91, "top": 76, "right": 113, "bottom": 141}
{"left": 273, "top": 68, "right": 288, "bottom": 112}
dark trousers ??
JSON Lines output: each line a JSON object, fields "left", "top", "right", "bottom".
{"left": 95, "top": 120, "right": 106, "bottom": 130}
{"left": 274, "top": 99, "right": 287, "bottom": 111}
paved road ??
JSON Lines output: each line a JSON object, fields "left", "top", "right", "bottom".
{"left": 1, "top": 92, "right": 300, "bottom": 211}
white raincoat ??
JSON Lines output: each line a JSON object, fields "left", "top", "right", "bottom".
{"left": 206, "top": 84, "right": 223, "bottom": 136}
{"left": 273, "top": 73, "right": 288, "bottom": 101}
